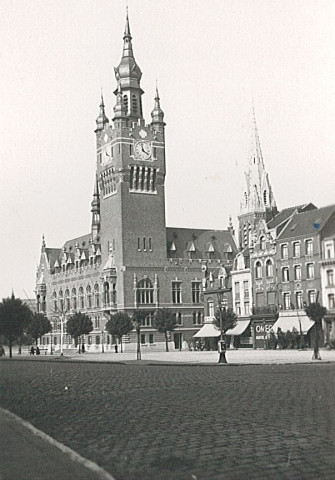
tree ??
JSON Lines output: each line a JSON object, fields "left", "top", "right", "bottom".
{"left": 0, "top": 293, "right": 33, "bottom": 358}
{"left": 105, "top": 312, "right": 133, "bottom": 353}
{"left": 26, "top": 313, "right": 52, "bottom": 345}
{"left": 153, "top": 308, "right": 177, "bottom": 352}
{"left": 305, "top": 302, "right": 327, "bottom": 360}
{"left": 66, "top": 312, "right": 93, "bottom": 353}
{"left": 132, "top": 309, "right": 152, "bottom": 360}
{"left": 213, "top": 308, "right": 237, "bottom": 363}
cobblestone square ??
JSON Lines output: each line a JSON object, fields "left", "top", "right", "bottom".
{"left": 1, "top": 360, "right": 335, "bottom": 480}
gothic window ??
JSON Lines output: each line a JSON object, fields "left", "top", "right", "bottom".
{"left": 260, "top": 236, "right": 266, "bottom": 251}
{"left": 65, "top": 289, "right": 70, "bottom": 311}
{"left": 112, "top": 283, "right": 117, "bottom": 304}
{"left": 328, "top": 294, "right": 335, "bottom": 309}
{"left": 294, "top": 265, "right": 301, "bottom": 281}
{"left": 191, "top": 282, "right": 201, "bottom": 304}
{"left": 59, "top": 290, "right": 64, "bottom": 311}
{"left": 72, "top": 288, "right": 77, "bottom": 310}
{"left": 265, "top": 260, "right": 273, "bottom": 278}
{"left": 86, "top": 285, "right": 92, "bottom": 308}
{"left": 123, "top": 94, "right": 128, "bottom": 113}
{"left": 137, "top": 278, "right": 154, "bottom": 304}
{"left": 79, "top": 287, "right": 84, "bottom": 309}
{"left": 172, "top": 282, "right": 182, "bottom": 304}
{"left": 94, "top": 284, "right": 100, "bottom": 308}
{"left": 175, "top": 312, "right": 182, "bottom": 325}
{"left": 103, "top": 282, "right": 110, "bottom": 304}
{"left": 255, "top": 261, "right": 262, "bottom": 279}
{"left": 141, "top": 312, "right": 153, "bottom": 327}
{"left": 52, "top": 291, "right": 57, "bottom": 312}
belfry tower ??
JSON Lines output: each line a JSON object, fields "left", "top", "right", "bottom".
{"left": 238, "top": 109, "right": 277, "bottom": 249}
{"left": 94, "top": 11, "right": 167, "bottom": 279}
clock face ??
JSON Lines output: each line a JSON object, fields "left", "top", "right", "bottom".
{"left": 134, "top": 141, "right": 152, "bottom": 160}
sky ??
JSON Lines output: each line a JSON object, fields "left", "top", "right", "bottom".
{"left": 0, "top": 0, "right": 334, "bottom": 300}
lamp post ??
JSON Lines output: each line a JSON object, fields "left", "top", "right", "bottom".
{"left": 50, "top": 331, "right": 53, "bottom": 355}
{"left": 101, "top": 330, "right": 104, "bottom": 353}
{"left": 217, "top": 288, "right": 227, "bottom": 364}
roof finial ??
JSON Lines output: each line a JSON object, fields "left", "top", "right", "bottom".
{"left": 42, "top": 234, "right": 46, "bottom": 251}
{"left": 124, "top": 5, "right": 131, "bottom": 38}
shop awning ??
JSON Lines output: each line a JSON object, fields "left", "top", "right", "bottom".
{"left": 193, "top": 323, "right": 220, "bottom": 338}
{"left": 271, "top": 313, "right": 314, "bottom": 335}
{"left": 226, "top": 320, "right": 250, "bottom": 336}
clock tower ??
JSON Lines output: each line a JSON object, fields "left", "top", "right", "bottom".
{"left": 94, "top": 12, "right": 167, "bottom": 276}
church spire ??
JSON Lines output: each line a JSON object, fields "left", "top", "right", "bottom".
{"left": 95, "top": 94, "right": 109, "bottom": 132}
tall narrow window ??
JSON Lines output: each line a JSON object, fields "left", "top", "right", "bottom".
{"left": 255, "top": 261, "right": 262, "bottom": 279}
{"left": 72, "top": 288, "right": 77, "bottom": 310}
{"left": 296, "top": 291, "right": 303, "bottom": 309}
{"left": 65, "top": 289, "right": 70, "bottom": 311}
{"left": 308, "top": 290, "right": 316, "bottom": 304}
{"left": 235, "top": 282, "right": 240, "bottom": 299}
{"left": 172, "top": 282, "right": 182, "bottom": 304}
{"left": 305, "top": 239, "right": 313, "bottom": 255}
{"left": 265, "top": 260, "right": 273, "bottom": 278}
{"left": 260, "top": 236, "right": 266, "bottom": 250}
{"left": 94, "top": 284, "right": 100, "bottom": 308}
{"left": 328, "top": 294, "right": 335, "bottom": 309}
{"left": 293, "top": 242, "right": 300, "bottom": 258}
{"left": 191, "top": 282, "right": 201, "bottom": 304}
{"left": 138, "top": 279, "right": 154, "bottom": 304}
{"left": 306, "top": 263, "right": 314, "bottom": 279}
{"left": 79, "top": 287, "right": 84, "bottom": 309}
{"left": 283, "top": 292, "right": 291, "bottom": 310}
{"left": 294, "top": 265, "right": 301, "bottom": 281}
{"left": 143, "top": 237, "right": 146, "bottom": 251}
{"left": 281, "top": 244, "right": 288, "bottom": 259}
{"left": 208, "top": 298, "right": 214, "bottom": 317}
{"left": 148, "top": 238, "right": 152, "bottom": 251}
{"left": 327, "top": 270, "right": 334, "bottom": 286}
{"left": 86, "top": 285, "right": 92, "bottom": 308}
{"left": 282, "top": 267, "right": 290, "bottom": 282}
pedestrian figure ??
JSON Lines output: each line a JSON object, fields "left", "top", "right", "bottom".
{"left": 114, "top": 344, "right": 118, "bottom": 353}
{"left": 30, "top": 346, "right": 35, "bottom": 355}
{"left": 81, "top": 344, "right": 85, "bottom": 353}
{"left": 0, "top": 345, "right": 5, "bottom": 357}
{"left": 36, "top": 346, "right": 40, "bottom": 355}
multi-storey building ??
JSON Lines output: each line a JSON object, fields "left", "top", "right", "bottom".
{"left": 320, "top": 235, "right": 335, "bottom": 344}
{"left": 35, "top": 13, "right": 237, "bottom": 352}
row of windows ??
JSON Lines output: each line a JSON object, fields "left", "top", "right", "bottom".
{"left": 234, "top": 281, "right": 249, "bottom": 299}
{"left": 129, "top": 166, "right": 157, "bottom": 192}
{"left": 235, "top": 302, "right": 250, "bottom": 315}
{"left": 281, "top": 239, "right": 313, "bottom": 259}
{"left": 136, "top": 279, "right": 202, "bottom": 305}
{"left": 255, "top": 260, "right": 274, "bottom": 279}
{"left": 255, "top": 262, "right": 317, "bottom": 281}
{"left": 138, "top": 311, "right": 203, "bottom": 327}
{"left": 52, "top": 283, "right": 117, "bottom": 311}
{"left": 282, "top": 290, "right": 316, "bottom": 309}
{"left": 138, "top": 237, "right": 152, "bottom": 252}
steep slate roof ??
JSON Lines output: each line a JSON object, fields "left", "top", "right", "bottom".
{"left": 278, "top": 204, "right": 335, "bottom": 240}
{"left": 63, "top": 233, "right": 92, "bottom": 251}
{"left": 166, "top": 228, "right": 237, "bottom": 259}
{"left": 44, "top": 248, "right": 61, "bottom": 268}
{"left": 267, "top": 203, "right": 316, "bottom": 230}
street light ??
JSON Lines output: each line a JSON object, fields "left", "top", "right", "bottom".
{"left": 101, "top": 330, "right": 104, "bottom": 353}
{"left": 217, "top": 288, "right": 227, "bottom": 364}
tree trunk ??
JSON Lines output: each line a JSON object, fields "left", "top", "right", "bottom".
{"left": 313, "top": 324, "right": 321, "bottom": 360}
{"left": 9, "top": 338, "right": 12, "bottom": 359}
{"left": 165, "top": 331, "right": 169, "bottom": 352}
{"left": 137, "top": 328, "right": 141, "bottom": 360}
{"left": 120, "top": 337, "right": 123, "bottom": 353}
{"left": 78, "top": 337, "right": 81, "bottom": 354}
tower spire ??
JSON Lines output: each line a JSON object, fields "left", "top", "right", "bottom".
{"left": 91, "top": 175, "right": 100, "bottom": 238}
{"left": 151, "top": 83, "right": 165, "bottom": 131}
{"left": 95, "top": 93, "right": 109, "bottom": 132}
{"left": 114, "top": 8, "right": 143, "bottom": 122}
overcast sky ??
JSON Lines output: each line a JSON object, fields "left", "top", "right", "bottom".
{"left": 1, "top": 0, "right": 334, "bottom": 300}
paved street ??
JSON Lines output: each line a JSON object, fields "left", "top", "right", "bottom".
{"left": 1, "top": 359, "right": 335, "bottom": 480}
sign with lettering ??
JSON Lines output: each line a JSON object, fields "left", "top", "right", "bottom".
{"left": 253, "top": 321, "right": 276, "bottom": 349}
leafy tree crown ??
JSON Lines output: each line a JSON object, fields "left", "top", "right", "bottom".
{"left": 153, "top": 308, "right": 177, "bottom": 333}
{"left": 66, "top": 312, "right": 93, "bottom": 339}
{"left": 213, "top": 308, "right": 237, "bottom": 333}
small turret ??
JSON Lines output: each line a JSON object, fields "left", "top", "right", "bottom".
{"left": 227, "top": 215, "right": 235, "bottom": 237}
{"left": 151, "top": 86, "right": 165, "bottom": 133}
{"left": 113, "top": 83, "right": 127, "bottom": 127}
{"left": 91, "top": 176, "right": 100, "bottom": 238}
{"left": 95, "top": 95, "right": 109, "bottom": 133}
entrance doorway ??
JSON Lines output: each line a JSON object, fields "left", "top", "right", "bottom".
{"left": 174, "top": 333, "right": 182, "bottom": 350}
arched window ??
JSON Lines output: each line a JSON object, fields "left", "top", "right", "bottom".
{"left": 137, "top": 278, "right": 154, "bottom": 304}
{"left": 94, "top": 284, "right": 100, "bottom": 308}
{"left": 86, "top": 285, "right": 92, "bottom": 308}
{"left": 72, "top": 288, "right": 77, "bottom": 310}
{"left": 123, "top": 94, "right": 128, "bottom": 113}
{"left": 59, "top": 290, "right": 64, "bottom": 311}
{"left": 255, "top": 261, "right": 262, "bottom": 279}
{"left": 265, "top": 260, "right": 273, "bottom": 278}
{"left": 79, "top": 287, "right": 84, "bottom": 309}
{"left": 103, "top": 282, "right": 110, "bottom": 305}
{"left": 65, "top": 289, "right": 70, "bottom": 311}
{"left": 260, "top": 236, "right": 266, "bottom": 251}
{"left": 52, "top": 291, "right": 57, "bottom": 312}
{"left": 244, "top": 192, "right": 248, "bottom": 207}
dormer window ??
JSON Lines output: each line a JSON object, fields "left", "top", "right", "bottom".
{"left": 260, "top": 236, "right": 266, "bottom": 251}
